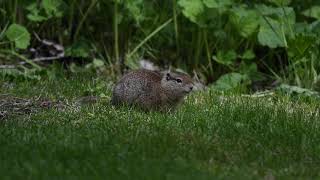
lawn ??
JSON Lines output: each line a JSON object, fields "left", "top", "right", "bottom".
{"left": 1, "top": 75, "right": 320, "bottom": 179}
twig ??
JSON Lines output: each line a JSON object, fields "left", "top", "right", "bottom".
{"left": 241, "top": 91, "right": 275, "bottom": 98}
{"left": 0, "top": 65, "right": 16, "bottom": 69}
{"left": 0, "top": 55, "right": 64, "bottom": 69}
{"left": 0, "top": 33, "right": 65, "bottom": 69}
{"left": 126, "top": 18, "right": 173, "bottom": 59}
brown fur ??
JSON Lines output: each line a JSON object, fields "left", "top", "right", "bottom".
{"left": 111, "top": 69, "right": 194, "bottom": 111}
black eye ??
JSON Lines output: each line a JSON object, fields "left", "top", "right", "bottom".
{"left": 176, "top": 79, "right": 182, "bottom": 83}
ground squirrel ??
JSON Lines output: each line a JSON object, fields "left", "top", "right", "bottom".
{"left": 111, "top": 69, "right": 194, "bottom": 111}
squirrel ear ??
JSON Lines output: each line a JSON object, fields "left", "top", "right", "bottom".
{"left": 165, "top": 68, "right": 171, "bottom": 77}
{"left": 192, "top": 70, "right": 200, "bottom": 81}
{"left": 165, "top": 71, "right": 172, "bottom": 81}
{"left": 166, "top": 72, "right": 171, "bottom": 81}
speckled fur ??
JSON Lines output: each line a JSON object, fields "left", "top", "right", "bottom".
{"left": 111, "top": 69, "right": 194, "bottom": 111}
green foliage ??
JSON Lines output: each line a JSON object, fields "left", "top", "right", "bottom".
{"left": 178, "top": 0, "right": 205, "bottom": 24}
{"left": 212, "top": 50, "right": 237, "bottom": 66}
{"left": 256, "top": 5, "right": 296, "bottom": 48}
{"left": 0, "top": 68, "right": 43, "bottom": 80}
{"left": 1, "top": 0, "right": 320, "bottom": 92}
{"left": 229, "top": 6, "right": 259, "bottom": 38}
{"left": 26, "top": 0, "right": 65, "bottom": 22}
{"left": 278, "top": 84, "right": 319, "bottom": 97}
{"left": 269, "top": 0, "right": 292, "bottom": 6}
{"left": 258, "top": 17, "right": 286, "bottom": 48}
{"left": 5, "top": 24, "right": 31, "bottom": 49}
{"left": 65, "top": 39, "right": 91, "bottom": 58}
{"left": 42, "top": 0, "right": 64, "bottom": 18}
{"left": 203, "top": 0, "right": 233, "bottom": 8}
{"left": 213, "top": 72, "right": 249, "bottom": 91}
{"left": 240, "top": 50, "right": 256, "bottom": 60}
{"left": 302, "top": 6, "right": 320, "bottom": 20}
{"left": 124, "top": 0, "right": 145, "bottom": 25}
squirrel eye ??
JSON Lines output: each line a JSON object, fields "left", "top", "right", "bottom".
{"left": 176, "top": 79, "right": 182, "bottom": 83}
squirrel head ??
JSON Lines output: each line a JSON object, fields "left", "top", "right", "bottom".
{"left": 161, "top": 71, "right": 194, "bottom": 98}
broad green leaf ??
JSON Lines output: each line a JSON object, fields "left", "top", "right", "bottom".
{"left": 277, "top": 6, "right": 296, "bottom": 25}
{"left": 287, "top": 34, "right": 316, "bottom": 58}
{"left": 255, "top": 4, "right": 295, "bottom": 25}
{"left": 26, "top": 3, "right": 48, "bottom": 22}
{"left": 26, "top": 0, "right": 64, "bottom": 22}
{"left": 92, "top": 59, "right": 105, "bottom": 68}
{"left": 229, "top": 7, "right": 259, "bottom": 38}
{"left": 197, "top": 8, "right": 222, "bottom": 27}
{"left": 42, "top": 0, "right": 63, "bottom": 18}
{"left": 0, "top": 8, "right": 6, "bottom": 15}
{"left": 309, "top": 20, "right": 320, "bottom": 34}
{"left": 178, "top": 0, "right": 204, "bottom": 23}
{"left": 241, "top": 50, "right": 255, "bottom": 60}
{"left": 85, "top": 58, "right": 105, "bottom": 70}
{"left": 238, "top": 62, "right": 263, "bottom": 81}
{"left": 212, "top": 50, "right": 237, "bottom": 66}
{"left": 65, "top": 40, "right": 91, "bottom": 58}
{"left": 256, "top": 4, "right": 278, "bottom": 15}
{"left": 268, "top": 0, "right": 291, "bottom": 6}
{"left": 255, "top": 4, "right": 281, "bottom": 15}
{"left": 5, "top": 24, "right": 31, "bottom": 49}
{"left": 0, "top": 68, "right": 41, "bottom": 80}
{"left": 214, "top": 30, "right": 227, "bottom": 40}
{"left": 178, "top": 0, "right": 226, "bottom": 26}
{"left": 214, "top": 73, "right": 248, "bottom": 91}
{"left": 294, "top": 22, "right": 311, "bottom": 34}
{"left": 239, "top": 63, "right": 257, "bottom": 74}
{"left": 255, "top": 4, "right": 296, "bottom": 47}
{"left": 278, "top": 84, "right": 319, "bottom": 96}
{"left": 302, "top": 6, "right": 320, "bottom": 20}
{"left": 125, "top": 0, "right": 145, "bottom": 24}
{"left": 27, "top": 12, "right": 48, "bottom": 22}
{"left": 258, "top": 17, "right": 286, "bottom": 48}
{"left": 203, "top": 0, "right": 233, "bottom": 8}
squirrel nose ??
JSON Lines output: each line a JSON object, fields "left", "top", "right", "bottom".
{"left": 189, "top": 86, "right": 193, "bottom": 91}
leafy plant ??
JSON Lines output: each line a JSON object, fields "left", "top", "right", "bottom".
{"left": 26, "top": 0, "right": 65, "bottom": 22}
{"left": 302, "top": 5, "right": 320, "bottom": 20}
{"left": 1, "top": 0, "right": 320, "bottom": 92}
{"left": 5, "top": 24, "right": 30, "bottom": 49}
{"left": 213, "top": 72, "right": 250, "bottom": 91}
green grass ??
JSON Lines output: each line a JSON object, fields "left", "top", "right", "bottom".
{"left": 1, "top": 75, "right": 320, "bottom": 179}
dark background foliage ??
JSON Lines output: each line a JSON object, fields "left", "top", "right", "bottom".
{"left": 0, "top": 0, "right": 320, "bottom": 92}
